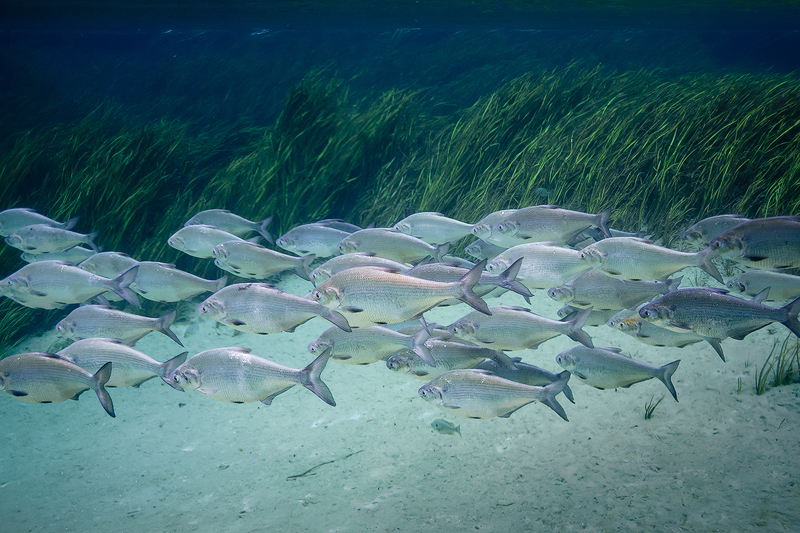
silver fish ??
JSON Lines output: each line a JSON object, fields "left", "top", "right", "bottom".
{"left": 470, "top": 209, "right": 518, "bottom": 241}
{"left": 431, "top": 418, "right": 461, "bottom": 436}
{"left": 393, "top": 212, "right": 473, "bottom": 245}
{"left": 0, "top": 352, "right": 114, "bottom": 417}
{"left": 129, "top": 261, "right": 226, "bottom": 303}
{"left": 212, "top": 240, "right": 315, "bottom": 281}
{"left": 56, "top": 338, "right": 186, "bottom": 389}
{"left": 727, "top": 269, "right": 800, "bottom": 301}
{"left": 313, "top": 218, "right": 364, "bottom": 232}
{"left": 184, "top": 209, "right": 274, "bottom": 244}
{"left": 579, "top": 237, "right": 723, "bottom": 283}
{"left": 418, "top": 369, "right": 569, "bottom": 420}
{"left": 5, "top": 224, "right": 99, "bottom": 253}
{"left": 465, "top": 239, "right": 507, "bottom": 261}
{"left": 337, "top": 228, "right": 448, "bottom": 264}
{"left": 78, "top": 251, "right": 140, "bottom": 277}
{"left": 0, "top": 208, "right": 79, "bottom": 237}
{"left": 21, "top": 246, "right": 95, "bottom": 264}
{"left": 638, "top": 287, "right": 800, "bottom": 361}
{"left": 308, "top": 323, "right": 432, "bottom": 366}
{"left": 547, "top": 270, "right": 681, "bottom": 310}
{"left": 407, "top": 257, "right": 531, "bottom": 303}
{"left": 309, "top": 261, "right": 490, "bottom": 328}
{"left": 167, "top": 225, "right": 257, "bottom": 258}
{"left": 680, "top": 214, "right": 751, "bottom": 246}
{"left": 709, "top": 216, "right": 800, "bottom": 270}
{"left": 557, "top": 305, "right": 620, "bottom": 327}
{"left": 309, "top": 253, "right": 410, "bottom": 287}
{"left": 611, "top": 314, "right": 703, "bottom": 349}
{"left": 447, "top": 305, "right": 593, "bottom": 351}
{"left": 0, "top": 261, "right": 140, "bottom": 308}
{"left": 490, "top": 205, "right": 611, "bottom": 247}
{"left": 386, "top": 338, "right": 515, "bottom": 380}
{"left": 200, "top": 282, "right": 351, "bottom": 334}
{"left": 486, "top": 242, "right": 590, "bottom": 290}
{"left": 167, "top": 346, "right": 335, "bottom": 406}
{"left": 276, "top": 224, "right": 352, "bottom": 257}
{"left": 55, "top": 305, "right": 183, "bottom": 347}
{"left": 476, "top": 359, "right": 575, "bottom": 404}
{"left": 556, "top": 345, "right": 679, "bottom": 401}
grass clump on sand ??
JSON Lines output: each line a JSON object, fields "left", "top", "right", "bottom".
{"left": 756, "top": 334, "right": 800, "bottom": 395}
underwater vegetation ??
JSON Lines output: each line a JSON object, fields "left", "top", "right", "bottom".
{"left": 755, "top": 333, "right": 800, "bottom": 395}
{"left": 1, "top": 63, "right": 800, "bottom": 354}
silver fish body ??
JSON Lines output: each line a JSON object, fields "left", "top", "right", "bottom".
{"left": 476, "top": 359, "right": 575, "bottom": 404}
{"left": 431, "top": 418, "right": 461, "bottom": 436}
{"left": 386, "top": 339, "right": 515, "bottom": 380}
{"left": 486, "top": 242, "right": 590, "bottom": 290}
{"left": 726, "top": 269, "right": 800, "bottom": 301}
{"left": 709, "top": 216, "right": 800, "bottom": 270}
{"left": 337, "top": 228, "right": 448, "bottom": 264}
{"left": 21, "top": 246, "right": 95, "bottom": 264}
{"left": 56, "top": 338, "right": 187, "bottom": 389}
{"left": 611, "top": 314, "right": 704, "bottom": 349}
{"left": 276, "top": 224, "right": 352, "bottom": 257}
{"left": 556, "top": 345, "right": 679, "bottom": 401}
{"left": 547, "top": 270, "right": 681, "bottom": 310}
{"left": 418, "top": 369, "right": 569, "bottom": 420}
{"left": 681, "top": 214, "right": 751, "bottom": 246}
{"left": 167, "top": 225, "right": 254, "bottom": 258}
{"left": 309, "top": 253, "right": 410, "bottom": 286}
{"left": 212, "top": 240, "right": 314, "bottom": 281}
{"left": 464, "top": 239, "right": 507, "bottom": 261}
{"left": 490, "top": 205, "right": 611, "bottom": 247}
{"left": 579, "top": 237, "right": 722, "bottom": 283}
{"left": 167, "top": 346, "right": 335, "bottom": 406}
{"left": 0, "top": 352, "right": 114, "bottom": 416}
{"left": 0, "top": 208, "right": 79, "bottom": 237}
{"left": 309, "top": 262, "right": 490, "bottom": 328}
{"left": 184, "top": 209, "right": 274, "bottom": 244}
{"left": 393, "top": 212, "right": 473, "bottom": 245}
{"left": 447, "top": 305, "right": 593, "bottom": 351}
{"left": 407, "top": 258, "right": 531, "bottom": 303}
{"left": 129, "top": 261, "right": 226, "bottom": 303}
{"left": 470, "top": 209, "right": 518, "bottom": 241}
{"left": 308, "top": 324, "right": 431, "bottom": 366}
{"left": 200, "top": 283, "right": 351, "bottom": 334}
{"left": 78, "top": 251, "right": 140, "bottom": 277}
{"left": 55, "top": 305, "right": 183, "bottom": 347}
{"left": 5, "top": 224, "right": 99, "bottom": 253}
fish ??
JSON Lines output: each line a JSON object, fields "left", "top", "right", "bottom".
{"left": 184, "top": 209, "right": 274, "bottom": 244}
{"left": 276, "top": 223, "right": 352, "bottom": 257}
{"left": 610, "top": 313, "right": 704, "bottom": 349}
{"left": 470, "top": 209, "right": 518, "bottom": 241}
{"left": 535, "top": 187, "right": 549, "bottom": 198}
{"left": 407, "top": 257, "right": 532, "bottom": 303}
{"left": 308, "top": 323, "right": 432, "bottom": 366}
{"left": 486, "top": 242, "right": 590, "bottom": 290}
{"left": 21, "top": 246, "right": 95, "bottom": 265}
{"left": 489, "top": 205, "right": 611, "bottom": 247}
{"left": 309, "top": 261, "right": 490, "bottom": 328}
{"left": 0, "top": 352, "right": 114, "bottom": 417}
{"left": 212, "top": 240, "right": 315, "bottom": 281}
{"left": 0, "top": 261, "right": 140, "bottom": 309}
{"left": 431, "top": 419, "right": 461, "bottom": 436}
{"left": 309, "top": 253, "right": 410, "bottom": 287}
{"left": 418, "top": 369, "right": 570, "bottom": 420}
{"left": 556, "top": 345, "right": 680, "bottom": 401}
{"left": 726, "top": 269, "right": 800, "bottom": 301}
{"left": 579, "top": 237, "right": 723, "bottom": 283}
{"left": 337, "top": 228, "right": 449, "bottom": 264}
{"left": 386, "top": 339, "right": 515, "bottom": 380}
{"left": 200, "top": 282, "right": 351, "bottom": 334}
{"left": 557, "top": 305, "right": 620, "bottom": 327}
{"left": 128, "top": 261, "right": 226, "bottom": 303}
{"left": 393, "top": 212, "right": 474, "bottom": 245}
{"left": 0, "top": 208, "right": 79, "bottom": 237}
{"left": 709, "top": 216, "right": 800, "bottom": 270}
{"left": 464, "top": 239, "right": 507, "bottom": 261}
{"left": 55, "top": 305, "right": 183, "bottom": 347}
{"left": 5, "top": 224, "right": 99, "bottom": 253}
{"left": 476, "top": 359, "right": 575, "bottom": 404}
{"left": 78, "top": 251, "right": 140, "bottom": 277}
{"left": 313, "top": 219, "right": 364, "bottom": 232}
{"left": 638, "top": 287, "right": 800, "bottom": 361}
{"left": 167, "top": 225, "right": 259, "bottom": 258}
{"left": 547, "top": 270, "right": 681, "bottom": 311}
{"left": 166, "top": 346, "right": 336, "bottom": 406}
{"left": 56, "top": 338, "right": 187, "bottom": 389}
{"left": 447, "top": 305, "right": 593, "bottom": 351}
{"left": 680, "top": 214, "right": 751, "bottom": 246}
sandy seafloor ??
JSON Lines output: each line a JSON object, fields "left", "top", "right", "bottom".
{"left": 2, "top": 266, "right": 800, "bottom": 532}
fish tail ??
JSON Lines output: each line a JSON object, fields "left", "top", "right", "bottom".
{"left": 258, "top": 215, "right": 274, "bottom": 244}
{"left": 455, "top": 424, "right": 462, "bottom": 437}
{"left": 541, "top": 373, "right": 570, "bottom": 421}
{"left": 159, "top": 352, "right": 189, "bottom": 391}
{"left": 435, "top": 242, "right": 450, "bottom": 262}
{"left": 85, "top": 230, "right": 100, "bottom": 252}
{"left": 215, "top": 275, "right": 228, "bottom": 292}
{"left": 157, "top": 310, "right": 184, "bottom": 347}
{"left": 597, "top": 207, "right": 612, "bottom": 238}
{"left": 658, "top": 359, "right": 681, "bottom": 402}
{"left": 109, "top": 264, "right": 141, "bottom": 308}
{"left": 91, "top": 361, "right": 115, "bottom": 417}
{"left": 295, "top": 254, "right": 316, "bottom": 281}
{"left": 497, "top": 258, "right": 532, "bottom": 302}
{"left": 665, "top": 275, "right": 683, "bottom": 293}
{"left": 557, "top": 370, "right": 576, "bottom": 404}
{"left": 63, "top": 216, "right": 80, "bottom": 231}
{"left": 323, "top": 308, "right": 351, "bottom": 332}
{"left": 566, "top": 307, "right": 594, "bottom": 348}
{"left": 781, "top": 294, "right": 800, "bottom": 338}
{"left": 301, "top": 347, "right": 336, "bottom": 406}
{"left": 696, "top": 246, "right": 723, "bottom": 284}
{"left": 410, "top": 325, "right": 435, "bottom": 367}
{"left": 456, "top": 259, "right": 491, "bottom": 315}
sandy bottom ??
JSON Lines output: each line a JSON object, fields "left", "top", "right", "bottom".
{"left": 2, "top": 269, "right": 800, "bottom": 532}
